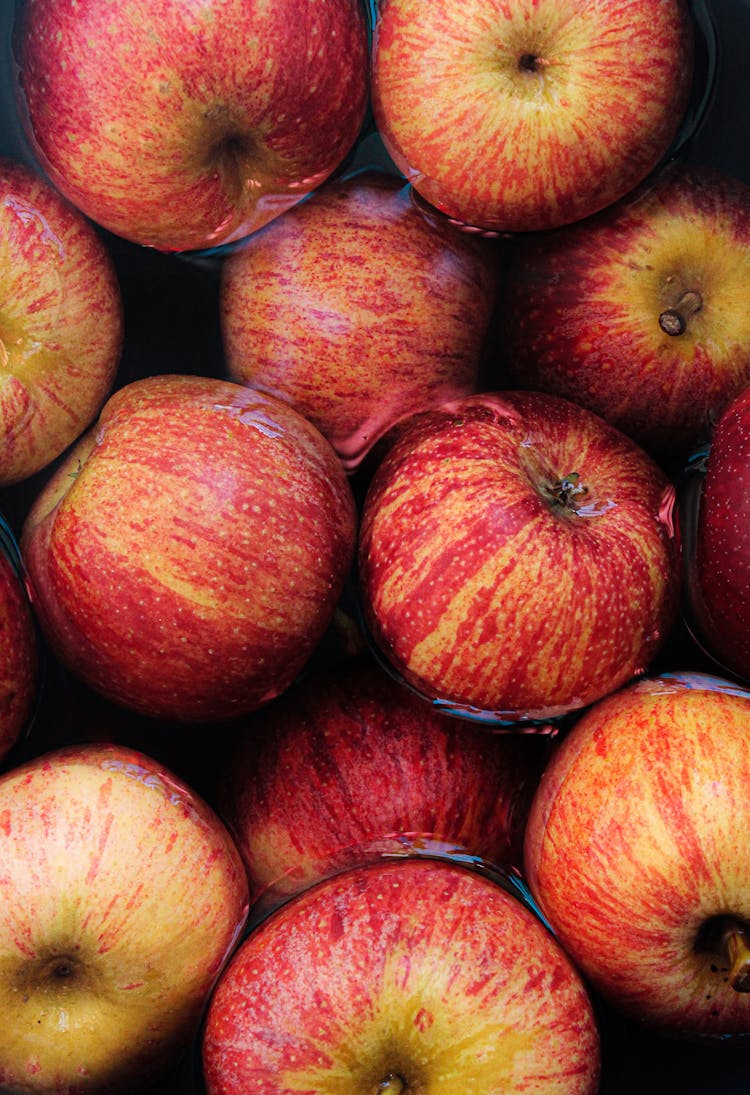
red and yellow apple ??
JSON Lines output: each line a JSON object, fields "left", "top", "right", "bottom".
{"left": 0, "top": 157, "right": 122, "bottom": 485}
{"left": 525, "top": 670, "right": 750, "bottom": 1039}
{"left": 358, "top": 390, "right": 682, "bottom": 724}
{"left": 217, "top": 656, "right": 546, "bottom": 905}
{"left": 20, "top": 374, "right": 357, "bottom": 722}
{"left": 221, "top": 169, "right": 501, "bottom": 471}
{"left": 0, "top": 740, "right": 249, "bottom": 1093}
{"left": 371, "top": 0, "right": 695, "bottom": 233}
{"left": 0, "top": 515, "right": 37, "bottom": 762}
{"left": 686, "top": 384, "right": 750, "bottom": 681}
{"left": 202, "top": 857, "right": 601, "bottom": 1094}
{"left": 501, "top": 163, "right": 750, "bottom": 452}
{"left": 13, "top": 0, "right": 370, "bottom": 252}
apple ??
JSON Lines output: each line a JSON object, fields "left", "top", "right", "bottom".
{"left": 13, "top": 0, "right": 370, "bottom": 252}
{"left": 524, "top": 670, "right": 750, "bottom": 1040}
{"left": 0, "top": 740, "right": 249, "bottom": 1093}
{"left": 501, "top": 163, "right": 750, "bottom": 453}
{"left": 220, "top": 169, "right": 501, "bottom": 471}
{"left": 202, "top": 857, "right": 601, "bottom": 1094}
{"left": 0, "top": 512, "right": 38, "bottom": 763}
{"left": 20, "top": 374, "right": 357, "bottom": 722}
{"left": 684, "top": 384, "right": 750, "bottom": 682}
{"left": 370, "top": 0, "right": 695, "bottom": 233}
{"left": 216, "top": 655, "right": 546, "bottom": 907}
{"left": 358, "top": 390, "right": 682, "bottom": 725}
{"left": 0, "top": 157, "right": 122, "bottom": 485}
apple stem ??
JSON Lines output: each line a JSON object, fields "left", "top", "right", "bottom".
{"left": 698, "top": 916, "right": 750, "bottom": 992}
{"left": 659, "top": 290, "right": 703, "bottom": 336}
{"left": 724, "top": 925, "right": 750, "bottom": 992}
{"left": 548, "top": 471, "right": 588, "bottom": 512}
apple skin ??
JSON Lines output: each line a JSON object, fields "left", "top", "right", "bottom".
{"left": 0, "top": 740, "right": 249, "bottom": 1093}
{"left": 501, "top": 164, "right": 750, "bottom": 452}
{"left": 688, "top": 385, "right": 750, "bottom": 681}
{"left": 20, "top": 374, "right": 357, "bottom": 723}
{"left": 202, "top": 857, "right": 601, "bottom": 1095}
{"left": 0, "top": 516, "right": 38, "bottom": 763}
{"left": 358, "top": 390, "right": 681, "bottom": 723}
{"left": 13, "top": 0, "right": 370, "bottom": 252}
{"left": 0, "top": 158, "right": 122, "bottom": 485}
{"left": 524, "top": 670, "right": 750, "bottom": 1040}
{"left": 371, "top": 0, "right": 694, "bottom": 233}
{"left": 216, "top": 656, "right": 546, "bottom": 906}
{"left": 221, "top": 169, "right": 501, "bottom": 472}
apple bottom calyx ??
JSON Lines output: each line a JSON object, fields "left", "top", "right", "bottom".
{"left": 696, "top": 915, "right": 750, "bottom": 993}
{"left": 659, "top": 289, "right": 703, "bottom": 336}
{"left": 373, "top": 1072, "right": 410, "bottom": 1094}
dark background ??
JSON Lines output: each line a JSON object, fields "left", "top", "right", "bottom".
{"left": 2, "top": 1, "right": 750, "bottom": 1092}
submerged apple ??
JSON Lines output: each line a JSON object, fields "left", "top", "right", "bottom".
{"left": 14, "top": 0, "right": 370, "bottom": 251}
{"left": 202, "top": 857, "right": 601, "bottom": 1094}
{"left": 20, "top": 374, "right": 357, "bottom": 722}
{"left": 221, "top": 170, "right": 500, "bottom": 470}
{"left": 358, "top": 390, "right": 682, "bottom": 723}
{"left": 0, "top": 157, "right": 122, "bottom": 485}
{"left": 371, "top": 0, "right": 695, "bottom": 232}
{"left": 217, "top": 656, "right": 546, "bottom": 904}
{"left": 525, "top": 671, "right": 750, "bottom": 1040}
{"left": 0, "top": 741, "right": 249, "bottom": 1093}
{"left": 502, "top": 163, "right": 750, "bottom": 452}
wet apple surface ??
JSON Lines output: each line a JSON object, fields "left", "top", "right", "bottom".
{"left": 1, "top": 1, "right": 750, "bottom": 1093}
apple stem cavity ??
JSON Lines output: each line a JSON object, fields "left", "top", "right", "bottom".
{"left": 658, "top": 290, "right": 703, "bottom": 336}
{"left": 373, "top": 1074, "right": 407, "bottom": 1094}
{"left": 546, "top": 471, "right": 589, "bottom": 513}
{"left": 518, "top": 53, "right": 550, "bottom": 73}
{"left": 697, "top": 915, "right": 750, "bottom": 992}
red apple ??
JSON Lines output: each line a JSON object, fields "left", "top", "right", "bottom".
{"left": 221, "top": 169, "right": 501, "bottom": 471}
{"left": 0, "top": 514, "right": 37, "bottom": 762}
{"left": 20, "top": 374, "right": 357, "bottom": 722}
{"left": 524, "top": 670, "right": 750, "bottom": 1040}
{"left": 371, "top": 0, "right": 695, "bottom": 233}
{"left": 0, "top": 740, "right": 249, "bottom": 1093}
{"left": 13, "top": 0, "right": 370, "bottom": 252}
{"left": 217, "top": 655, "right": 546, "bottom": 906}
{"left": 686, "top": 384, "right": 750, "bottom": 681}
{"left": 0, "top": 157, "right": 122, "bottom": 485}
{"left": 501, "top": 163, "right": 750, "bottom": 452}
{"left": 202, "top": 857, "right": 601, "bottom": 1094}
{"left": 358, "top": 390, "right": 681, "bottom": 724}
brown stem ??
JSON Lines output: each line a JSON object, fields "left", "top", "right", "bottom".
{"left": 697, "top": 916, "right": 750, "bottom": 992}
{"left": 659, "top": 290, "right": 703, "bottom": 336}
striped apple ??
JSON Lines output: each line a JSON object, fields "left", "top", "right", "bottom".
{"left": 202, "top": 857, "right": 601, "bottom": 1095}
{"left": 20, "top": 374, "right": 357, "bottom": 722}
{"left": 0, "top": 158, "right": 122, "bottom": 485}
{"left": 371, "top": 0, "right": 695, "bottom": 233}
{"left": 0, "top": 741, "right": 249, "bottom": 1093}
{"left": 221, "top": 170, "right": 500, "bottom": 471}
{"left": 217, "top": 656, "right": 546, "bottom": 905}
{"left": 358, "top": 391, "right": 682, "bottom": 724}
{"left": 501, "top": 163, "right": 750, "bottom": 452}
{"left": 14, "top": 0, "right": 370, "bottom": 252}
{"left": 524, "top": 671, "right": 750, "bottom": 1039}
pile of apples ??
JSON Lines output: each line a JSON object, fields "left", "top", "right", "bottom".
{"left": 2, "top": 0, "right": 750, "bottom": 1092}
